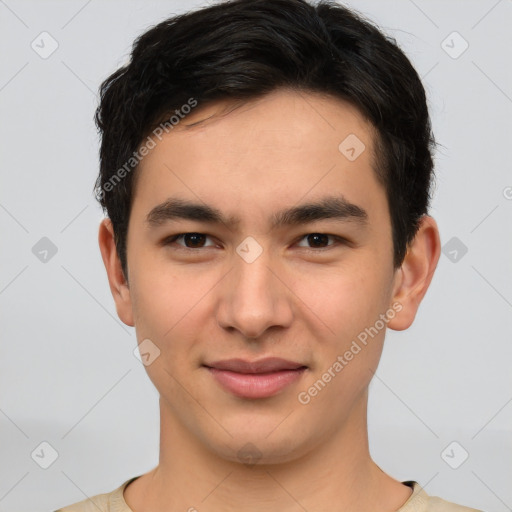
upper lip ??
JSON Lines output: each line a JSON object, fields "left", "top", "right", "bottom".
{"left": 204, "top": 357, "right": 307, "bottom": 374}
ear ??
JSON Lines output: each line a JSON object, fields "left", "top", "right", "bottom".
{"left": 387, "top": 215, "right": 441, "bottom": 331}
{"left": 98, "top": 218, "right": 135, "bottom": 327}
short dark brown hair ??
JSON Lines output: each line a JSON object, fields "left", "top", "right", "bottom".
{"left": 94, "top": 0, "right": 437, "bottom": 279}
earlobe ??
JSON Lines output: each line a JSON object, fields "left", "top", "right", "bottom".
{"left": 387, "top": 215, "right": 441, "bottom": 331}
{"left": 98, "top": 218, "right": 135, "bottom": 327}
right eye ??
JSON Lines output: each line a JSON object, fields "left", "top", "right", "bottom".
{"left": 162, "top": 233, "right": 217, "bottom": 249}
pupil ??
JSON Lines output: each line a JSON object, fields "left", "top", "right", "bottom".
{"left": 185, "top": 233, "right": 205, "bottom": 247}
{"left": 308, "top": 233, "right": 328, "bottom": 247}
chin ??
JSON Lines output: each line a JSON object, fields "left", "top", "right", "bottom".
{"left": 205, "top": 427, "right": 315, "bottom": 467}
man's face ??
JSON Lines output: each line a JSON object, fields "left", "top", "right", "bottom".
{"left": 122, "top": 89, "right": 401, "bottom": 462}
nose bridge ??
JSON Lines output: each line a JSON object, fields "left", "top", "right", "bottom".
{"left": 216, "top": 246, "right": 292, "bottom": 338}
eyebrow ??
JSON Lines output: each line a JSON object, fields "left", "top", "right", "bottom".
{"left": 145, "top": 195, "right": 368, "bottom": 230}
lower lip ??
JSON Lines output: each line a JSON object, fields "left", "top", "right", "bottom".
{"left": 206, "top": 367, "right": 307, "bottom": 399}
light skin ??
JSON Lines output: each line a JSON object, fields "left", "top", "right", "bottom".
{"left": 98, "top": 89, "right": 441, "bottom": 512}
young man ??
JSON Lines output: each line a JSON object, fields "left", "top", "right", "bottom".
{"left": 56, "top": 0, "right": 481, "bottom": 510}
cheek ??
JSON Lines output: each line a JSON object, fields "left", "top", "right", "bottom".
{"left": 291, "top": 259, "right": 389, "bottom": 342}
{"left": 129, "top": 272, "right": 206, "bottom": 392}
{"left": 132, "top": 275, "right": 198, "bottom": 334}
{"left": 295, "top": 267, "right": 389, "bottom": 411}
{"left": 129, "top": 261, "right": 218, "bottom": 365}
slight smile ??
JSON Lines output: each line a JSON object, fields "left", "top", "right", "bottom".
{"left": 203, "top": 357, "right": 308, "bottom": 399}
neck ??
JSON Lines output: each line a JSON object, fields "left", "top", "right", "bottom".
{"left": 125, "top": 390, "right": 412, "bottom": 512}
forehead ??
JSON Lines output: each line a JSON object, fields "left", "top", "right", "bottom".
{"left": 132, "top": 89, "right": 386, "bottom": 229}
{"left": 174, "top": 89, "right": 375, "bottom": 153}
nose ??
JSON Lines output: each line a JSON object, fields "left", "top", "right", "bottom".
{"left": 216, "top": 249, "right": 294, "bottom": 340}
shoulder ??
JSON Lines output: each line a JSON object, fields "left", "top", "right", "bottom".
{"left": 428, "top": 496, "right": 484, "bottom": 512}
{"left": 53, "top": 492, "right": 110, "bottom": 512}
{"left": 401, "top": 481, "right": 485, "bottom": 512}
{"left": 53, "top": 476, "right": 140, "bottom": 512}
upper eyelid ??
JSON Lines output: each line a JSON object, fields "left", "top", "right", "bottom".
{"left": 295, "top": 233, "right": 339, "bottom": 245}
{"left": 170, "top": 233, "right": 217, "bottom": 247}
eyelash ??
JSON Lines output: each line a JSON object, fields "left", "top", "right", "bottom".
{"left": 162, "top": 232, "right": 348, "bottom": 252}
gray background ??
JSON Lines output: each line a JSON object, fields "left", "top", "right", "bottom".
{"left": 1, "top": 0, "right": 511, "bottom": 510}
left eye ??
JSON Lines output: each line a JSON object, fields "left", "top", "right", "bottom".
{"left": 296, "top": 233, "right": 340, "bottom": 249}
